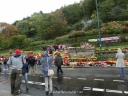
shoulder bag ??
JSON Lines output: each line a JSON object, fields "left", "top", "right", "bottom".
{"left": 47, "top": 58, "right": 54, "bottom": 76}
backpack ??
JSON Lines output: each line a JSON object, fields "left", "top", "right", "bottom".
{"left": 4, "top": 58, "right": 8, "bottom": 65}
{"left": 28, "top": 57, "right": 35, "bottom": 66}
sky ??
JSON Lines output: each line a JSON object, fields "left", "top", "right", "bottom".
{"left": 0, "top": 0, "right": 81, "bottom": 24}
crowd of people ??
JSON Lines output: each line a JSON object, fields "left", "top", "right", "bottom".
{"left": 0, "top": 46, "right": 64, "bottom": 95}
{"left": 0, "top": 44, "right": 126, "bottom": 95}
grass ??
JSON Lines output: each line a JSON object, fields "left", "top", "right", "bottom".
{"left": 96, "top": 44, "right": 128, "bottom": 50}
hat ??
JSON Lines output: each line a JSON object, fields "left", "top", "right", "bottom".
{"left": 15, "top": 49, "right": 21, "bottom": 54}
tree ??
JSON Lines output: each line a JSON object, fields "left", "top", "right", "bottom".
{"left": 15, "top": 20, "right": 36, "bottom": 37}
{"left": 0, "top": 22, "right": 18, "bottom": 40}
{"left": 9, "top": 35, "right": 32, "bottom": 49}
{"left": 62, "top": 3, "right": 83, "bottom": 24}
{"left": 37, "top": 9, "right": 67, "bottom": 40}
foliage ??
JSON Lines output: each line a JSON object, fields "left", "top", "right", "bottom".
{"left": 1, "top": 0, "right": 128, "bottom": 49}
{"left": 9, "top": 35, "right": 32, "bottom": 49}
{"left": 0, "top": 23, "right": 19, "bottom": 40}
{"left": 65, "top": 25, "right": 73, "bottom": 33}
{"left": 68, "top": 31, "right": 85, "bottom": 38}
{"left": 120, "top": 35, "right": 128, "bottom": 43}
{"left": 71, "top": 43, "right": 79, "bottom": 47}
{"left": 85, "top": 20, "right": 102, "bottom": 30}
{"left": 30, "top": 40, "right": 46, "bottom": 46}
{"left": 74, "top": 22, "right": 84, "bottom": 31}
{"left": 99, "top": 0, "right": 128, "bottom": 22}
{"left": 61, "top": 3, "right": 83, "bottom": 24}
{"left": 36, "top": 9, "right": 67, "bottom": 40}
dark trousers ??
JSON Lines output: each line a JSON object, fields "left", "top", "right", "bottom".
{"left": 57, "top": 66, "right": 63, "bottom": 73}
{"left": 11, "top": 69, "right": 22, "bottom": 93}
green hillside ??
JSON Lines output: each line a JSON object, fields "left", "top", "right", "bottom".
{"left": 0, "top": 0, "right": 128, "bottom": 50}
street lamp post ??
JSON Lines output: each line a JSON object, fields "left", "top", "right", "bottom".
{"left": 95, "top": 0, "right": 102, "bottom": 61}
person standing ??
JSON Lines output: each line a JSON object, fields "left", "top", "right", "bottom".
{"left": 9, "top": 48, "right": 12, "bottom": 55}
{"left": 28, "top": 54, "right": 36, "bottom": 76}
{"left": 40, "top": 51, "right": 53, "bottom": 95}
{"left": 22, "top": 62, "right": 29, "bottom": 90}
{"left": 55, "top": 53, "right": 63, "bottom": 74}
{"left": 7, "top": 49, "right": 25, "bottom": 95}
{"left": 3, "top": 57, "right": 9, "bottom": 70}
{"left": 116, "top": 48, "right": 125, "bottom": 77}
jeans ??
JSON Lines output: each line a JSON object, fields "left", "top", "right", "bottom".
{"left": 4, "top": 65, "right": 8, "bottom": 70}
{"left": 44, "top": 76, "right": 52, "bottom": 93}
{"left": 22, "top": 73, "right": 28, "bottom": 88}
{"left": 118, "top": 67, "right": 125, "bottom": 77}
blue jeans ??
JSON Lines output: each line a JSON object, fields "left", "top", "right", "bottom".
{"left": 118, "top": 68, "right": 125, "bottom": 77}
{"left": 4, "top": 65, "right": 8, "bottom": 70}
{"left": 22, "top": 73, "right": 28, "bottom": 88}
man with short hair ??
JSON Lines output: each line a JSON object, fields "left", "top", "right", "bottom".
{"left": 7, "top": 49, "right": 25, "bottom": 95}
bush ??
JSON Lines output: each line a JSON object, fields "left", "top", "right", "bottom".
{"left": 30, "top": 40, "right": 45, "bottom": 46}
{"left": 9, "top": 35, "right": 32, "bottom": 49}
{"left": 68, "top": 31, "right": 85, "bottom": 38}
{"left": 120, "top": 35, "right": 127, "bottom": 42}
{"left": 73, "top": 22, "right": 83, "bottom": 31}
{"left": 71, "top": 43, "right": 79, "bottom": 47}
{"left": 65, "top": 25, "right": 73, "bottom": 32}
{"left": 86, "top": 20, "right": 102, "bottom": 30}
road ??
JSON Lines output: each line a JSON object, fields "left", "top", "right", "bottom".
{"left": 0, "top": 66, "right": 128, "bottom": 96}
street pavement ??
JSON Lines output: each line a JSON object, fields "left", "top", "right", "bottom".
{"left": 0, "top": 66, "right": 128, "bottom": 96}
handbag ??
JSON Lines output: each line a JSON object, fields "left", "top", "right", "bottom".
{"left": 47, "top": 58, "right": 54, "bottom": 76}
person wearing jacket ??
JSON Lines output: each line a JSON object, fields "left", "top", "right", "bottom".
{"left": 116, "top": 48, "right": 125, "bottom": 77}
{"left": 40, "top": 51, "right": 53, "bottom": 95}
{"left": 7, "top": 49, "right": 26, "bottom": 95}
{"left": 22, "top": 62, "right": 29, "bottom": 90}
{"left": 28, "top": 54, "right": 36, "bottom": 76}
{"left": 55, "top": 53, "right": 63, "bottom": 74}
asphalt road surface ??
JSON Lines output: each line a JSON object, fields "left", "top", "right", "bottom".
{"left": 0, "top": 66, "right": 128, "bottom": 96}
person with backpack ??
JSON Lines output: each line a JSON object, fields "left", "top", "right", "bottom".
{"left": 28, "top": 54, "right": 36, "bottom": 76}
{"left": 22, "top": 61, "right": 29, "bottom": 90}
{"left": 7, "top": 49, "right": 26, "bottom": 95}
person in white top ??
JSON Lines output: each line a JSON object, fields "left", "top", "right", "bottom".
{"left": 116, "top": 48, "right": 125, "bottom": 77}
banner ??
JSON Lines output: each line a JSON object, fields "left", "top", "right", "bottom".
{"left": 88, "top": 36, "right": 120, "bottom": 42}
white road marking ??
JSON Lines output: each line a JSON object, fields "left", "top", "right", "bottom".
{"left": 92, "top": 88, "right": 104, "bottom": 92}
{"left": 113, "top": 80, "right": 125, "bottom": 82}
{"left": 124, "top": 91, "right": 128, "bottom": 94}
{"left": 94, "top": 79, "right": 104, "bottom": 81}
{"left": 106, "top": 89, "right": 122, "bottom": 93}
{"left": 83, "top": 87, "right": 91, "bottom": 90}
{"left": 63, "top": 77, "right": 71, "bottom": 79}
{"left": 52, "top": 76, "right": 57, "bottom": 78}
{"left": 22, "top": 80, "right": 45, "bottom": 85}
{"left": 78, "top": 78, "right": 86, "bottom": 80}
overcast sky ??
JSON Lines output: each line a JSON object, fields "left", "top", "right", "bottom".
{"left": 0, "top": 0, "right": 81, "bottom": 24}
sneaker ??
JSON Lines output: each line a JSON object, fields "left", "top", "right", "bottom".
{"left": 14, "top": 90, "right": 21, "bottom": 95}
